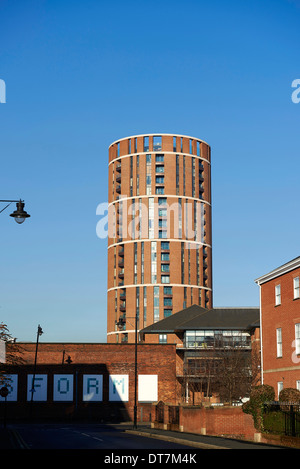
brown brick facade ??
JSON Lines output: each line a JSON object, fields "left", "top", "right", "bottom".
{"left": 256, "top": 258, "right": 300, "bottom": 397}
{"left": 107, "top": 134, "right": 212, "bottom": 343}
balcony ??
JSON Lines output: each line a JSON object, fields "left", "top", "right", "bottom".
{"left": 116, "top": 163, "right": 121, "bottom": 172}
{"left": 116, "top": 174, "right": 121, "bottom": 183}
{"left": 120, "top": 290, "right": 126, "bottom": 300}
{"left": 116, "top": 185, "right": 121, "bottom": 194}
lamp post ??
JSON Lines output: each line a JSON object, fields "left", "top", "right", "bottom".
{"left": 0, "top": 199, "right": 30, "bottom": 224}
{"left": 30, "top": 325, "right": 43, "bottom": 409}
{"left": 116, "top": 315, "right": 138, "bottom": 429}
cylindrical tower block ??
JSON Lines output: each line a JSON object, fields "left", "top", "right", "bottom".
{"left": 107, "top": 134, "right": 212, "bottom": 343}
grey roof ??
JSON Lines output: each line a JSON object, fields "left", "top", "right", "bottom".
{"left": 141, "top": 305, "right": 260, "bottom": 335}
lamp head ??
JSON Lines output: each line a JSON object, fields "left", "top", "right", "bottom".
{"left": 10, "top": 200, "right": 30, "bottom": 224}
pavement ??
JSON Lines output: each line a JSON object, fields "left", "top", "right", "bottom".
{"left": 123, "top": 424, "right": 287, "bottom": 449}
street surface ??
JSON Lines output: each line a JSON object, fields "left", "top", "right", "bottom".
{"left": 9, "top": 423, "right": 285, "bottom": 451}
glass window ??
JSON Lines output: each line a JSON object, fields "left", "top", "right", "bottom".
{"left": 159, "top": 334, "right": 167, "bottom": 344}
{"left": 275, "top": 284, "right": 281, "bottom": 305}
{"left": 159, "top": 208, "right": 167, "bottom": 217}
{"left": 161, "top": 264, "right": 170, "bottom": 272}
{"left": 176, "top": 154, "right": 179, "bottom": 195}
{"left": 277, "top": 381, "right": 283, "bottom": 398}
{"left": 153, "top": 136, "right": 162, "bottom": 151}
{"left": 151, "top": 241, "right": 157, "bottom": 284}
{"left": 156, "top": 176, "right": 164, "bottom": 184}
{"left": 144, "top": 136, "right": 149, "bottom": 152}
{"left": 156, "top": 187, "right": 165, "bottom": 195}
{"left": 158, "top": 197, "right": 167, "bottom": 206}
{"left": 164, "top": 309, "right": 172, "bottom": 318}
{"left": 161, "top": 275, "right": 170, "bottom": 284}
{"left": 154, "top": 286, "right": 159, "bottom": 322}
{"left": 156, "top": 165, "right": 164, "bottom": 173}
{"left": 164, "top": 286, "right": 172, "bottom": 295}
{"left": 159, "top": 219, "right": 167, "bottom": 228}
{"left": 143, "top": 286, "right": 147, "bottom": 326}
{"left": 161, "top": 241, "right": 169, "bottom": 250}
{"left": 164, "top": 297, "right": 172, "bottom": 306}
{"left": 276, "top": 328, "right": 282, "bottom": 357}
{"left": 294, "top": 277, "right": 300, "bottom": 299}
{"left": 159, "top": 230, "right": 167, "bottom": 238}
{"left": 161, "top": 252, "right": 170, "bottom": 261}
{"left": 295, "top": 323, "right": 300, "bottom": 355}
{"left": 156, "top": 154, "right": 164, "bottom": 162}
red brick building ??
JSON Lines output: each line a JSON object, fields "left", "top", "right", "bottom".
{"left": 0, "top": 343, "right": 177, "bottom": 421}
{"left": 255, "top": 256, "right": 300, "bottom": 398}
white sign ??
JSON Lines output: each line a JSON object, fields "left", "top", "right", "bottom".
{"left": 138, "top": 375, "right": 158, "bottom": 402}
{"left": 109, "top": 374, "right": 129, "bottom": 401}
{"left": 0, "top": 374, "right": 18, "bottom": 401}
{"left": 83, "top": 375, "right": 103, "bottom": 402}
{"left": 53, "top": 374, "right": 73, "bottom": 401}
{"left": 0, "top": 340, "right": 5, "bottom": 363}
{"left": 27, "top": 374, "right": 48, "bottom": 401}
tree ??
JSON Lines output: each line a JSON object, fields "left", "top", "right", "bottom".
{"left": 180, "top": 338, "right": 255, "bottom": 405}
{"left": 212, "top": 344, "right": 253, "bottom": 404}
{"left": 0, "top": 322, "right": 24, "bottom": 386}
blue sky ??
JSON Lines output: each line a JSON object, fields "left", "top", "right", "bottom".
{"left": 0, "top": 0, "right": 299, "bottom": 342}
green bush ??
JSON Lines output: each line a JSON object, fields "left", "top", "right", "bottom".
{"left": 242, "top": 384, "right": 275, "bottom": 431}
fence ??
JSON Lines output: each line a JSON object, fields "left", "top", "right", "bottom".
{"left": 263, "top": 403, "right": 300, "bottom": 437}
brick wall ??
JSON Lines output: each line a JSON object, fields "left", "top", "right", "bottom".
{"left": 2, "top": 343, "right": 177, "bottom": 422}
{"left": 152, "top": 403, "right": 256, "bottom": 440}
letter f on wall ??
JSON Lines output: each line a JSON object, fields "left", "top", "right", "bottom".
{"left": 0, "top": 79, "right": 6, "bottom": 103}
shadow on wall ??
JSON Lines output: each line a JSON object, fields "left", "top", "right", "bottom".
{"left": 0, "top": 364, "right": 133, "bottom": 423}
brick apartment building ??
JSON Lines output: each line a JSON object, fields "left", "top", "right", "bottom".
{"left": 107, "top": 133, "right": 212, "bottom": 343}
{"left": 255, "top": 256, "right": 300, "bottom": 398}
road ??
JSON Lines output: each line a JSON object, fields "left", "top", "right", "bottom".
{"left": 9, "top": 423, "right": 285, "bottom": 451}
{"left": 11, "top": 423, "right": 194, "bottom": 450}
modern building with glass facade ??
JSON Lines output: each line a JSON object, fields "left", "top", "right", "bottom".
{"left": 107, "top": 134, "right": 212, "bottom": 343}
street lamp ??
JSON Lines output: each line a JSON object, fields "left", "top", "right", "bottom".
{"left": 0, "top": 199, "right": 30, "bottom": 224}
{"left": 30, "top": 325, "right": 43, "bottom": 408}
{"left": 116, "top": 315, "right": 138, "bottom": 429}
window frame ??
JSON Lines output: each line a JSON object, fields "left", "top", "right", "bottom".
{"left": 276, "top": 328, "right": 282, "bottom": 357}
{"left": 275, "top": 284, "right": 281, "bottom": 306}
{"left": 294, "top": 277, "right": 300, "bottom": 299}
